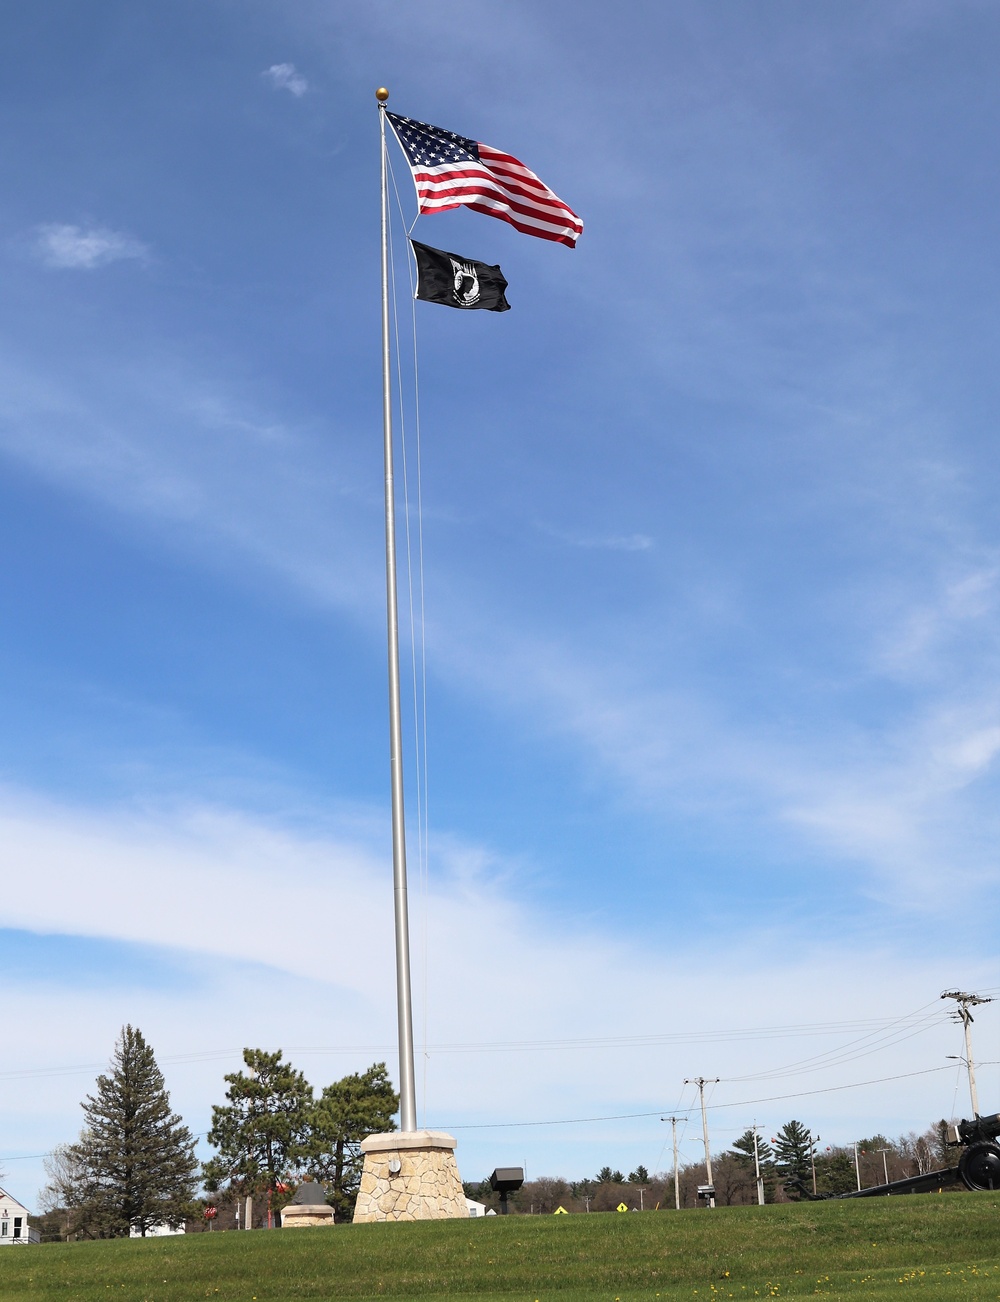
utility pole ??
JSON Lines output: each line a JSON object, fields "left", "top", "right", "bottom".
{"left": 942, "top": 990, "right": 993, "bottom": 1118}
{"left": 877, "top": 1147, "right": 890, "bottom": 1187}
{"left": 662, "top": 1116, "right": 681, "bottom": 1209}
{"left": 685, "top": 1078, "right": 719, "bottom": 1208}
{"left": 808, "top": 1130, "right": 820, "bottom": 1196}
{"left": 752, "top": 1121, "right": 765, "bottom": 1206}
{"left": 852, "top": 1141, "right": 861, "bottom": 1191}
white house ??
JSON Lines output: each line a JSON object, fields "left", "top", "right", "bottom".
{"left": 0, "top": 1187, "right": 39, "bottom": 1245}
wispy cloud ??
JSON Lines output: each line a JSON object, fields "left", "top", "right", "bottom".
{"left": 0, "top": 780, "right": 990, "bottom": 1218}
{"left": 874, "top": 562, "right": 1000, "bottom": 680}
{"left": 0, "top": 349, "right": 997, "bottom": 919}
{"left": 263, "top": 62, "right": 308, "bottom": 97}
{"left": 33, "top": 223, "right": 148, "bottom": 270}
{"left": 540, "top": 524, "right": 654, "bottom": 552}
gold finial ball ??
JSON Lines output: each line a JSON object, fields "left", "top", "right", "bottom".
{"left": 376, "top": 87, "right": 389, "bottom": 102}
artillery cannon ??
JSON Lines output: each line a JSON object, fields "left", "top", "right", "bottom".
{"left": 787, "top": 1112, "right": 1000, "bottom": 1200}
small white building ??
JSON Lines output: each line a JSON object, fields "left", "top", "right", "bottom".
{"left": 0, "top": 1187, "right": 39, "bottom": 1245}
{"left": 129, "top": 1223, "right": 185, "bottom": 1238}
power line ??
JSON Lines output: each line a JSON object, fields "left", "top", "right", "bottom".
{"left": 437, "top": 1063, "right": 961, "bottom": 1130}
{"left": 0, "top": 1009, "right": 962, "bottom": 1083}
{"left": 725, "top": 999, "right": 944, "bottom": 1082}
{"left": 5, "top": 1061, "right": 996, "bottom": 1165}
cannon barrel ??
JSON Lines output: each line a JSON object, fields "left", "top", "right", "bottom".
{"left": 953, "top": 1113, "right": 1000, "bottom": 1146}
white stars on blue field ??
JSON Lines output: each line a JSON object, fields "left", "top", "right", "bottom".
{"left": 387, "top": 112, "right": 480, "bottom": 166}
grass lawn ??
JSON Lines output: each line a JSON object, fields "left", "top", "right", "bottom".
{"left": 2, "top": 1194, "right": 999, "bottom": 1302}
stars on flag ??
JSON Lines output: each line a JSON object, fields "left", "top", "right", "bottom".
{"left": 386, "top": 111, "right": 583, "bottom": 248}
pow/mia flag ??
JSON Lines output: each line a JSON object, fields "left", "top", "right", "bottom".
{"left": 411, "top": 239, "right": 510, "bottom": 313}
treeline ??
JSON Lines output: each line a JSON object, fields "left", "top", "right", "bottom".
{"left": 463, "top": 1120, "right": 959, "bottom": 1213}
{"left": 33, "top": 1025, "right": 967, "bottom": 1239}
{"left": 38, "top": 1027, "right": 397, "bottom": 1240}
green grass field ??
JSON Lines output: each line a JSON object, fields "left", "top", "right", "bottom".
{"left": 3, "top": 1194, "right": 1000, "bottom": 1302}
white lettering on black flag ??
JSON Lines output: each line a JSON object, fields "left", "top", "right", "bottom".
{"left": 411, "top": 240, "right": 511, "bottom": 313}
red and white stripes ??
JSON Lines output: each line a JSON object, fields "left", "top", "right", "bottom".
{"left": 405, "top": 141, "right": 583, "bottom": 247}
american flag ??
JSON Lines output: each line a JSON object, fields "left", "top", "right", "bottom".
{"left": 386, "top": 112, "right": 583, "bottom": 248}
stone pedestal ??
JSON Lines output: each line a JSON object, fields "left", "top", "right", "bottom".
{"left": 353, "top": 1130, "right": 468, "bottom": 1222}
{"left": 280, "top": 1203, "right": 334, "bottom": 1229}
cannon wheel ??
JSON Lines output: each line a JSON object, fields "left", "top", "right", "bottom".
{"left": 958, "top": 1142, "right": 1000, "bottom": 1191}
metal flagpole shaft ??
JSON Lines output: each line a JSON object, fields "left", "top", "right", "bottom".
{"left": 378, "top": 86, "right": 417, "bottom": 1133}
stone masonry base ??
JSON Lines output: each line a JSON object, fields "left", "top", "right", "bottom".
{"left": 281, "top": 1203, "right": 334, "bottom": 1228}
{"left": 353, "top": 1130, "right": 468, "bottom": 1222}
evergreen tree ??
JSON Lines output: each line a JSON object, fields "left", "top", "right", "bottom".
{"left": 772, "top": 1120, "right": 816, "bottom": 1187}
{"left": 596, "top": 1166, "right": 615, "bottom": 1183}
{"left": 814, "top": 1146, "right": 857, "bottom": 1195}
{"left": 628, "top": 1164, "right": 650, "bottom": 1184}
{"left": 731, "top": 1129, "right": 774, "bottom": 1169}
{"left": 53, "top": 1025, "right": 197, "bottom": 1238}
{"left": 303, "top": 1062, "right": 398, "bottom": 1221}
{"left": 204, "top": 1048, "right": 313, "bottom": 1205}
{"left": 730, "top": 1129, "right": 776, "bottom": 1201}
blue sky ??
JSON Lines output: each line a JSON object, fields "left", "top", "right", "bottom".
{"left": 1, "top": 0, "right": 999, "bottom": 1206}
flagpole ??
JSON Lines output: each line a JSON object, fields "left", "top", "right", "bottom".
{"left": 378, "top": 85, "right": 417, "bottom": 1134}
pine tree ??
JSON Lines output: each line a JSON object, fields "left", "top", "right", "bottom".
{"left": 814, "top": 1146, "right": 857, "bottom": 1195}
{"left": 730, "top": 1129, "right": 776, "bottom": 1201}
{"left": 731, "top": 1129, "right": 774, "bottom": 1169}
{"left": 772, "top": 1119, "right": 816, "bottom": 1186}
{"left": 304, "top": 1062, "right": 398, "bottom": 1222}
{"left": 204, "top": 1048, "right": 313, "bottom": 1206}
{"left": 57, "top": 1025, "right": 197, "bottom": 1238}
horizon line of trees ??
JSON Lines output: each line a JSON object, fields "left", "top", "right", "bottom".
{"left": 463, "top": 1119, "right": 961, "bottom": 1213}
{"left": 34, "top": 1028, "right": 971, "bottom": 1236}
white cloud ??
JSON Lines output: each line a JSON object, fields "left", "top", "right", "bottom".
{"left": 33, "top": 223, "right": 149, "bottom": 270}
{"left": 874, "top": 562, "right": 1000, "bottom": 680}
{"left": 940, "top": 725, "right": 1000, "bottom": 774}
{"left": 0, "top": 783, "right": 993, "bottom": 1209}
{"left": 542, "top": 524, "right": 654, "bottom": 552}
{"left": 0, "top": 349, "right": 997, "bottom": 917}
{"left": 263, "top": 62, "right": 308, "bottom": 97}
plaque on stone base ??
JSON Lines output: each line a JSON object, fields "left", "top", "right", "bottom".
{"left": 353, "top": 1130, "right": 468, "bottom": 1223}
